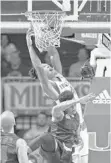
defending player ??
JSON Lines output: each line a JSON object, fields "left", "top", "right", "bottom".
{"left": 29, "top": 90, "right": 94, "bottom": 163}
{"left": 0, "top": 111, "right": 32, "bottom": 163}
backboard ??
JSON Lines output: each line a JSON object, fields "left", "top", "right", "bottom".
{"left": 1, "top": 0, "right": 111, "bottom": 33}
{"left": 1, "top": 0, "right": 110, "bottom": 22}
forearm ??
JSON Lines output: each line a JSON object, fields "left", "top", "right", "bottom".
{"left": 28, "top": 135, "right": 43, "bottom": 152}
{"left": 18, "top": 150, "right": 29, "bottom": 163}
{"left": 16, "top": 139, "right": 30, "bottom": 163}
{"left": 48, "top": 47, "right": 62, "bottom": 74}
{"left": 51, "top": 55, "right": 62, "bottom": 74}
{"left": 53, "top": 98, "right": 80, "bottom": 113}
{"left": 28, "top": 45, "right": 42, "bottom": 69}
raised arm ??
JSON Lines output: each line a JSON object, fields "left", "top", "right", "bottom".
{"left": 26, "top": 30, "right": 59, "bottom": 100}
{"left": 47, "top": 46, "right": 62, "bottom": 74}
{"left": 26, "top": 30, "right": 44, "bottom": 76}
{"left": 52, "top": 99, "right": 79, "bottom": 114}
{"left": 52, "top": 93, "right": 95, "bottom": 120}
{"left": 52, "top": 99, "right": 80, "bottom": 121}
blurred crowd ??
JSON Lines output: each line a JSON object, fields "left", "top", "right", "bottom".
{"left": 1, "top": 34, "right": 31, "bottom": 77}
{"left": 15, "top": 111, "right": 51, "bottom": 142}
{"left": 1, "top": 34, "right": 91, "bottom": 78}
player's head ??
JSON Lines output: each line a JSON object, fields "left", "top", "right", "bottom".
{"left": 59, "top": 90, "right": 74, "bottom": 102}
{"left": 0, "top": 111, "right": 15, "bottom": 133}
{"left": 42, "top": 63, "right": 57, "bottom": 79}
{"left": 59, "top": 90, "right": 75, "bottom": 115}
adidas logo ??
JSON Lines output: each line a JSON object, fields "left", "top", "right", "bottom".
{"left": 93, "top": 90, "right": 111, "bottom": 104}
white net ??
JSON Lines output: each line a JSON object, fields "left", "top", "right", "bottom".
{"left": 25, "top": 10, "right": 66, "bottom": 52}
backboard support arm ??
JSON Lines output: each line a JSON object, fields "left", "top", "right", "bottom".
{"left": 52, "top": 0, "right": 88, "bottom": 21}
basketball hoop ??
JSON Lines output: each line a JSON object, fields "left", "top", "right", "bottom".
{"left": 25, "top": 10, "right": 66, "bottom": 52}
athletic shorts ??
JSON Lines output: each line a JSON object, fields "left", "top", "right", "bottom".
{"left": 39, "top": 138, "right": 72, "bottom": 163}
{"left": 29, "top": 133, "right": 72, "bottom": 163}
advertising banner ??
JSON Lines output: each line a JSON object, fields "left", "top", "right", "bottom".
{"left": 3, "top": 78, "right": 90, "bottom": 111}
{"left": 3, "top": 78, "right": 53, "bottom": 111}
{"left": 85, "top": 77, "right": 111, "bottom": 163}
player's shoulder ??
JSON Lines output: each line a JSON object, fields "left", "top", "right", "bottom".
{"left": 16, "top": 138, "right": 27, "bottom": 148}
{"left": 52, "top": 111, "right": 64, "bottom": 122}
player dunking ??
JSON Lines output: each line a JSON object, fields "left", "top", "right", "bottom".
{"left": 26, "top": 28, "right": 94, "bottom": 101}
{"left": 26, "top": 28, "right": 95, "bottom": 163}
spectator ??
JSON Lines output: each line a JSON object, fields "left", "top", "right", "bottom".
{"left": 24, "top": 112, "right": 49, "bottom": 141}
{"left": 68, "top": 48, "right": 90, "bottom": 78}
{"left": 1, "top": 35, "right": 16, "bottom": 61}
{"left": 1, "top": 35, "right": 19, "bottom": 74}
{"left": 2, "top": 49, "right": 30, "bottom": 77}
{"left": 7, "top": 51, "right": 30, "bottom": 77}
{"left": 1, "top": 35, "right": 30, "bottom": 77}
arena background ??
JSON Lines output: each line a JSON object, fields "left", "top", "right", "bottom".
{"left": 1, "top": 0, "right": 111, "bottom": 163}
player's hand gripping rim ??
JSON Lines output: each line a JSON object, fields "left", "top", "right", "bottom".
{"left": 26, "top": 25, "right": 35, "bottom": 47}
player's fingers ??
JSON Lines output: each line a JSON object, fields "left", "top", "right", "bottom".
{"left": 86, "top": 93, "right": 95, "bottom": 101}
{"left": 88, "top": 93, "right": 95, "bottom": 97}
{"left": 26, "top": 27, "right": 34, "bottom": 37}
{"left": 26, "top": 31, "right": 34, "bottom": 38}
{"left": 88, "top": 95, "right": 95, "bottom": 101}
{"left": 88, "top": 95, "right": 95, "bottom": 100}
{"left": 27, "top": 24, "right": 33, "bottom": 32}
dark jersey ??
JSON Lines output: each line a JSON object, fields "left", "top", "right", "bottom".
{"left": 1, "top": 132, "right": 19, "bottom": 163}
{"left": 50, "top": 112, "right": 80, "bottom": 148}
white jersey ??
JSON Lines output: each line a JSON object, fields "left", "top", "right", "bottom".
{"left": 54, "top": 74, "right": 84, "bottom": 124}
{"left": 54, "top": 74, "right": 73, "bottom": 94}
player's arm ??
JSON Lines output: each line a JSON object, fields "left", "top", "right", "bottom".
{"left": 52, "top": 93, "right": 95, "bottom": 120}
{"left": 47, "top": 46, "right": 62, "bottom": 74}
{"left": 53, "top": 99, "right": 78, "bottom": 114}
{"left": 28, "top": 133, "right": 49, "bottom": 152}
{"left": 26, "top": 29, "right": 43, "bottom": 71}
{"left": 26, "top": 30, "right": 59, "bottom": 100}
{"left": 53, "top": 93, "right": 95, "bottom": 113}
{"left": 52, "top": 99, "right": 82, "bottom": 121}
{"left": 16, "top": 138, "right": 32, "bottom": 163}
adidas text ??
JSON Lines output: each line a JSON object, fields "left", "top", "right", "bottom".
{"left": 93, "top": 99, "right": 111, "bottom": 104}
{"left": 92, "top": 90, "right": 111, "bottom": 104}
